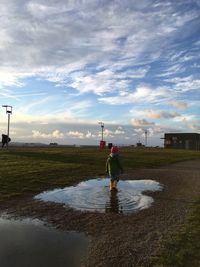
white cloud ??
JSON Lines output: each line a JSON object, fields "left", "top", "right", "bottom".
{"left": 32, "top": 130, "right": 64, "bottom": 139}
{"left": 85, "top": 131, "right": 97, "bottom": 139}
{"left": 69, "top": 70, "right": 131, "bottom": 95}
{"left": 66, "top": 130, "right": 98, "bottom": 139}
{"left": 27, "top": 2, "right": 65, "bottom": 19}
{"left": 157, "top": 63, "right": 185, "bottom": 77}
{"left": 166, "top": 76, "right": 200, "bottom": 92}
{"left": 146, "top": 110, "right": 181, "bottom": 119}
{"left": 66, "top": 131, "right": 85, "bottom": 139}
{"left": 130, "top": 119, "right": 155, "bottom": 127}
{"left": 187, "top": 123, "right": 200, "bottom": 131}
{"left": 65, "top": 127, "right": 124, "bottom": 141}
{"left": 103, "top": 129, "right": 115, "bottom": 138}
{"left": 194, "top": 39, "right": 200, "bottom": 46}
{"left": 176, "top": 114, "right": 196, "bottom": 122}
{"left": 114, "top": 126, "right": 125, "bottom": 135}
{"left": 0, "top": 88, "right": 17, "bottom": 99}
{"left": 0, "top": 69, "right": 27, "bottom": 88}
{"left": 133, "top": 126, "right": 164, "bottom": 138}
{"left": 99, "top": 85, "right": 173, "bottom": 105}
{"left": 68, "top": 67, "right": 151, "bottom": 95}
{"left": 9, "top": 97, "right": 94, "bottom": 125}
{"left": 168, "top": 101, "right": 188, "bottom": 109}
{"left": 0, "top": 0, "right": 198, "bottom": 90}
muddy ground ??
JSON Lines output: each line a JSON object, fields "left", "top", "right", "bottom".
{"left": 1, "top": 159, "right": 200, "bottom": 267}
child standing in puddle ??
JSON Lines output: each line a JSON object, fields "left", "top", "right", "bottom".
{"left": 106, "top": 146, "right": 123, "bottom": 191}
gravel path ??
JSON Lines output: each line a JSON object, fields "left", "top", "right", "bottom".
{"left": 1, "top": 159, "right": 200, "bottom": 267}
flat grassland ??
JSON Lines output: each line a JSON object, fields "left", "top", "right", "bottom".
{"left": 0, "top": 147, "right": 200, "bottom": 266}
{"left": 0, "top": 146, "right": 199, "bottom": 200}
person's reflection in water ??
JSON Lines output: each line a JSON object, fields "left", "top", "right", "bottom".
{"left": 105, "top": 191, "right": 123, "bottom": 214}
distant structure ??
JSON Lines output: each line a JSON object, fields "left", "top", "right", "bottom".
{"left": 98, "top": 122, "right": 106, "bottom": 149}
{"left": 136, "top": 142, "right": 143, "bottom": 147}
{"left": 164, "top": 133, "right": 200, "bottom": 150}
{"left": 136, "top": 136, "right": 143, "bottom": 147}
{"left": 49, "top": 142, "right": 58, "bottom": 146}
{"left": 144, "top": 130, "right": 148, "bottom": 147}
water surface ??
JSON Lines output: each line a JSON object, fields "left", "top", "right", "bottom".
{"left": 35, "top": 178, "right": 163, "bottom": 214}
{"left": 0, "top": 217, "right": 89, "bottom": 267}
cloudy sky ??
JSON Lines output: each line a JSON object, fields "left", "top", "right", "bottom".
{"left": 0, "top": 0, "right": 200, "bottom": 146}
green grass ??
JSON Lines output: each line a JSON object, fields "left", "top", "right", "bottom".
{"left": 0, "top": 146, "right": 199, "bottom": 200}
{"left": 151, "top": 196, "right": 200, "bottom": 267}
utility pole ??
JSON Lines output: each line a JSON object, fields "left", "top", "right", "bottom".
{"left": 2, "top": 105, "right": 12, "bottom": 149}
{"left": 98, "top": 122, "right": 104, "bottom": 141}
{"left": 145, "top": 129, "right": 148, "bottom": 147}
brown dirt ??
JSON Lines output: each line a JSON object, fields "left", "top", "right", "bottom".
{"left": 1, "top": 159, "right": 200, "bottom": 267}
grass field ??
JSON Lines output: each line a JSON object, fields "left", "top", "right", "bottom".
{"left": 151, "top": 196, "right": 200, "bottom": 267}
{"left": 0, "top": 146, "right": 199, "bottom": 200}
{"left": 0, "top": 146, "right": 200, "bottom": 267}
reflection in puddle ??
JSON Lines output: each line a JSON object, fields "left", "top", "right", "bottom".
{"left": 0, "top": 217, "right": 89, "bottom": 267}
{"left": 35, "top": 178, "right": 163, "bottom": 214}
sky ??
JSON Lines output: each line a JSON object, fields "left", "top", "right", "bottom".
{"left": 0, "top": 0, "right": 200, "bottom": 146}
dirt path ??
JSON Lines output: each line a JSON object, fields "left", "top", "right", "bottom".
{"left": 1, "top": 159, "right": 200, "bottom": 267}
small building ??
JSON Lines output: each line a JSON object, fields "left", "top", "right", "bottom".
{"left": 164, "top": 133, "right": 200, "bottom": 150}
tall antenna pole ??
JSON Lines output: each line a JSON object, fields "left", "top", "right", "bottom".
{"left": 145, "top": 129, "right": 148, "bottom": 147}
{"left": 98, "top": 122, "right": 104, "bottom": 141}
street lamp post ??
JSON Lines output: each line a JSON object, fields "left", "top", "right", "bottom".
{"left": 2, "top": 105, "right": 12, "bottom": 148}
{"left": 145, "top": 130, "right": 148, "bottom": 147}
{"left": 98, "top": 122, "right": 104, "bottom": 141}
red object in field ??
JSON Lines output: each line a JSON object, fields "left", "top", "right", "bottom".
{"left": 100, "top": 140, "right": 106, "bottom": 149}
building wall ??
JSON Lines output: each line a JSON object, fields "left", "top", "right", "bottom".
{"left": 164, "top": 133, "right": 200, "bottom": 150}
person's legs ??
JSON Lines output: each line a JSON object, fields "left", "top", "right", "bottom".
{"left": 110, "top": 180, "right": 114, "bottom": 191}
{"left": 113, "top": 180, "right": 118, "bottom": 191}
{"left": 110, "top": 175, "right": 118, "bottom": 191}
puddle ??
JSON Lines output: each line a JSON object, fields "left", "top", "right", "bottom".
{"left": 0, "top": 216, "right": 89, "bottom": 267}
{"left": 35, "top": 178, "right": 163, "bottom": 214}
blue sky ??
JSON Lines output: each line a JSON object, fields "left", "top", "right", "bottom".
{"left": 0, "top": 0, "right": 200, "bottom": 146}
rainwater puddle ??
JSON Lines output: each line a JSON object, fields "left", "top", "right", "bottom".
{"left": 35, "top": 178, "right": 163, "bottom": 214}
{"left": 0, "top": 216, "right": 89, "bottom": 267}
